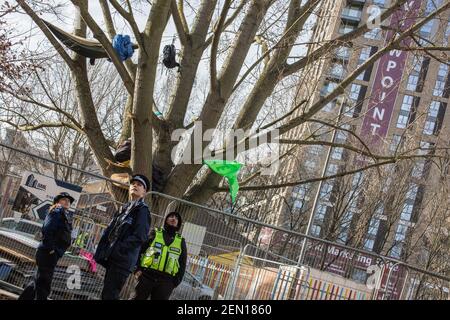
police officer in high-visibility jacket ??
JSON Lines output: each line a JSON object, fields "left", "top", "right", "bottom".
{"left": 132, "top": 211, "right": 187, "bottom": 300}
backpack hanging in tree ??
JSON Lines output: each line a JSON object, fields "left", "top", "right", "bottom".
{"left": 162, "top": 44, "right": 180, "bottom": 71}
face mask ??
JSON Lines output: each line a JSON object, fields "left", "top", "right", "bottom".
{"left": 164, "top": 224, "right": 178, "bottom": 234}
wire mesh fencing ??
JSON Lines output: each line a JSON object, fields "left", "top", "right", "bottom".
{"left": 0, "top": 142, "right": 449, "bottom": 300}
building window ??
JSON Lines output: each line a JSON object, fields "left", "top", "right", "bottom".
{"left": 339, "top": 23, "right": 357, "bottom": 34}
{"left": 400, "top": 203, "right": 414, "bottom": 221}
{"left": 390, "top": 134, "right": 402, "bottom": 153}
{"left": 444, "top": 19, "right": 450, "bottom": 46}
{"left": 309, "top": 145, "right": 323, "bottom": 156}
{"left": 319, "top": 182, "right": 334, "bottom": 201}
{"left": 396, "top": 95, "right": 415, "bottom": 129}
{"left": 345, "top": 83, "right": 365, "bottom": 117}
{"left": 335, "top": 46, "right": 351, "bottom": 61}
{"left": 331, "top": 147, "right": 344, "bottom": 160}
{"left": 313, "top": 204, "right": 329, "bottom": 231}
{"left": 292, "top": 184, "right": 309, "bottom": 200}
{"left": 419, "top": 20, "right": 433, "bottom": 39}
{"left": 363, "top": 238, "right": 375, "bottom": 251}
{"left": 433, "top": 63, "right": 449, "bottom": 97}
{"left": 418, "top": 14, "right": 438, "bottom": 46}
{"left": 423, "top": 101, "right": 445, "bottom": 136}
{"left": 356, "top": 47, "right": 372, "bottom": 81}
{"left": 352, "top": 172, "right": 364, "bottom": 189}
{"left": 310, "top": 224, "right": 321, "bottom": 237}
{"left": 349, "top": 84, "right": 362, "bottom": 102}
{"left": 305, "top": 159, "right": 316, "bottom": 171}
{"left": 326, "top": 163, "right": 338, "bottom": 175}
{"left": 336, "top": 124, "right": 350, "bottom": 142}
{"left": 406, "top": 184, "right": 418, "bottom": 201}
{"left": 425, "top": 0, "right": 442, "bottom": 15}
{"left": 364, "top": 28, "right": 382, "bottom": 40}
{"left": 343, "top": 104, "right": 355, "bottom": 117}
{"left": 412, "top": 161, "right": 425, "bottom": 178}
{"left": 372, "top": 0, "right": 387, "bottom": 8}
{"left": 337, "top": 210, "right": 353, "bottom": 244}
{"left": 406, "top": 56, "right": 424, "bottom": 92}
{"left": 341, "top": 4, "right": 363, "bottom": 21}
{"left": 321, "top": 80, "right": 338, "bottom": 96}
{"left": 323, "top": 99, "right": 337, "bottom": 112}
{"left": 329, "top": 63, "right": 346, "bottom": 80}
{"left": 292, "top": 199, "right": 304, "bottom": 211}
{"left": 419, "top": 141, "right": 434, "bottom": 155}
{"left": 363, "top": 216, "right": 381, "bottom": 251}
{"left": 390, "top": 224, "right": 408, "bottom": 259}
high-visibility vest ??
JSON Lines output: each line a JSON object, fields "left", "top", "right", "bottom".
{"left": 140, "top": 228, "right": 182, "bottom": 276}
{"left": 75, "top": 232, "right": 88, "bottom": 248}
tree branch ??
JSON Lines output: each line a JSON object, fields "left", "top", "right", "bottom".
{"left": 177, "top": 0, "right": 190, "bottom": 36}
{"left": 210, "top": 0, "right": 231, "bottom": 93}
{"left": 71, "top": 0, "right": 135, "bottom": 95}
{"left": 204, "top": 0, "right": 247, "bottom": 49}
{"left": 108, "top": 0, "right": 143, "bottom": 49}
{"left": 4, "top": 120, "right": 84, "bottom": 134}
{"left": 171, "top": 0, "right": 189, "bottom": 46}
{"left": 16, "top": 0, "right": 75, "bottom": 69}
{"left": 230, "top": 154, "right": 448, "bottom": 192}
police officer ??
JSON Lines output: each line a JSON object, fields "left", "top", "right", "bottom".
{"left": 18, "top": 192, "right": 74, "bottom": 300}
{"left": 132, "top": 211, "right": 187, "bottom": 300}
{"left": 94, "top": 174, "right": 151, "bottom": 300}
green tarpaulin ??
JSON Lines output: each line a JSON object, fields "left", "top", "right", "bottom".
{"left": 204, "top": 160, "right": 242, "bottom": 203}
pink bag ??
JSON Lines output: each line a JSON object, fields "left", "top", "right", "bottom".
{"left": 79, "top": 249, "right": 97, "bottom": 273}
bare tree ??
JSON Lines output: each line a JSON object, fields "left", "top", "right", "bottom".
{"left": 0, "top": 0, "right": 448, "bottom": 206}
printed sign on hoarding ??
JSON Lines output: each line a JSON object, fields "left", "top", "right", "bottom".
{"left": 12, "top": 171, "right": 82, "bottom": 220}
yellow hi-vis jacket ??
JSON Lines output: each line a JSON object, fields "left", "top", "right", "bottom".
{"left": 140, "top": 228, "right": 182, "bottom": 276}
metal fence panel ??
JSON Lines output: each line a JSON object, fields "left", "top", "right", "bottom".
{"left": 0, "top": 142, "right": 449, "bottom": 300}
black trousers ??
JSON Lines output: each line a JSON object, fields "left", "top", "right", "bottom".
{"left": 18, "top": 248, "right": 59, "bottom": 300}
{"left": 132, "top": 272, "right": 175, "bottom": 300}
{"left": 101, "top": 265, "right": 130, "bottom": 300}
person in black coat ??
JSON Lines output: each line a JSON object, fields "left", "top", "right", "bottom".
{"left": 94, "top": 174, "right": 151, "bottom": 300}
{"left": 18, "top": 192, "right": 74, "bottom": 300}
{"left": 132, "top": 211, "right": 187, "bottom": 300}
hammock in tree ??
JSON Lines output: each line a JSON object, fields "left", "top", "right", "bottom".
{"left": 41, "top": 19, "right": 138, "bottom": 62}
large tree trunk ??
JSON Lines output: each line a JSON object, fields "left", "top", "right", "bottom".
{"left": 130, "top": 0, "right": 172, "bottom": 183}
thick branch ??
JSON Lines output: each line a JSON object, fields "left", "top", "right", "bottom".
{"left": 71, "top": 0, "right": 135, "bottom": 95}
{"left": 16, "top": 0, "right": 75, "bottom": 69}
{"left": 171, "top": 0, "right": 189, "bottom": 46}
